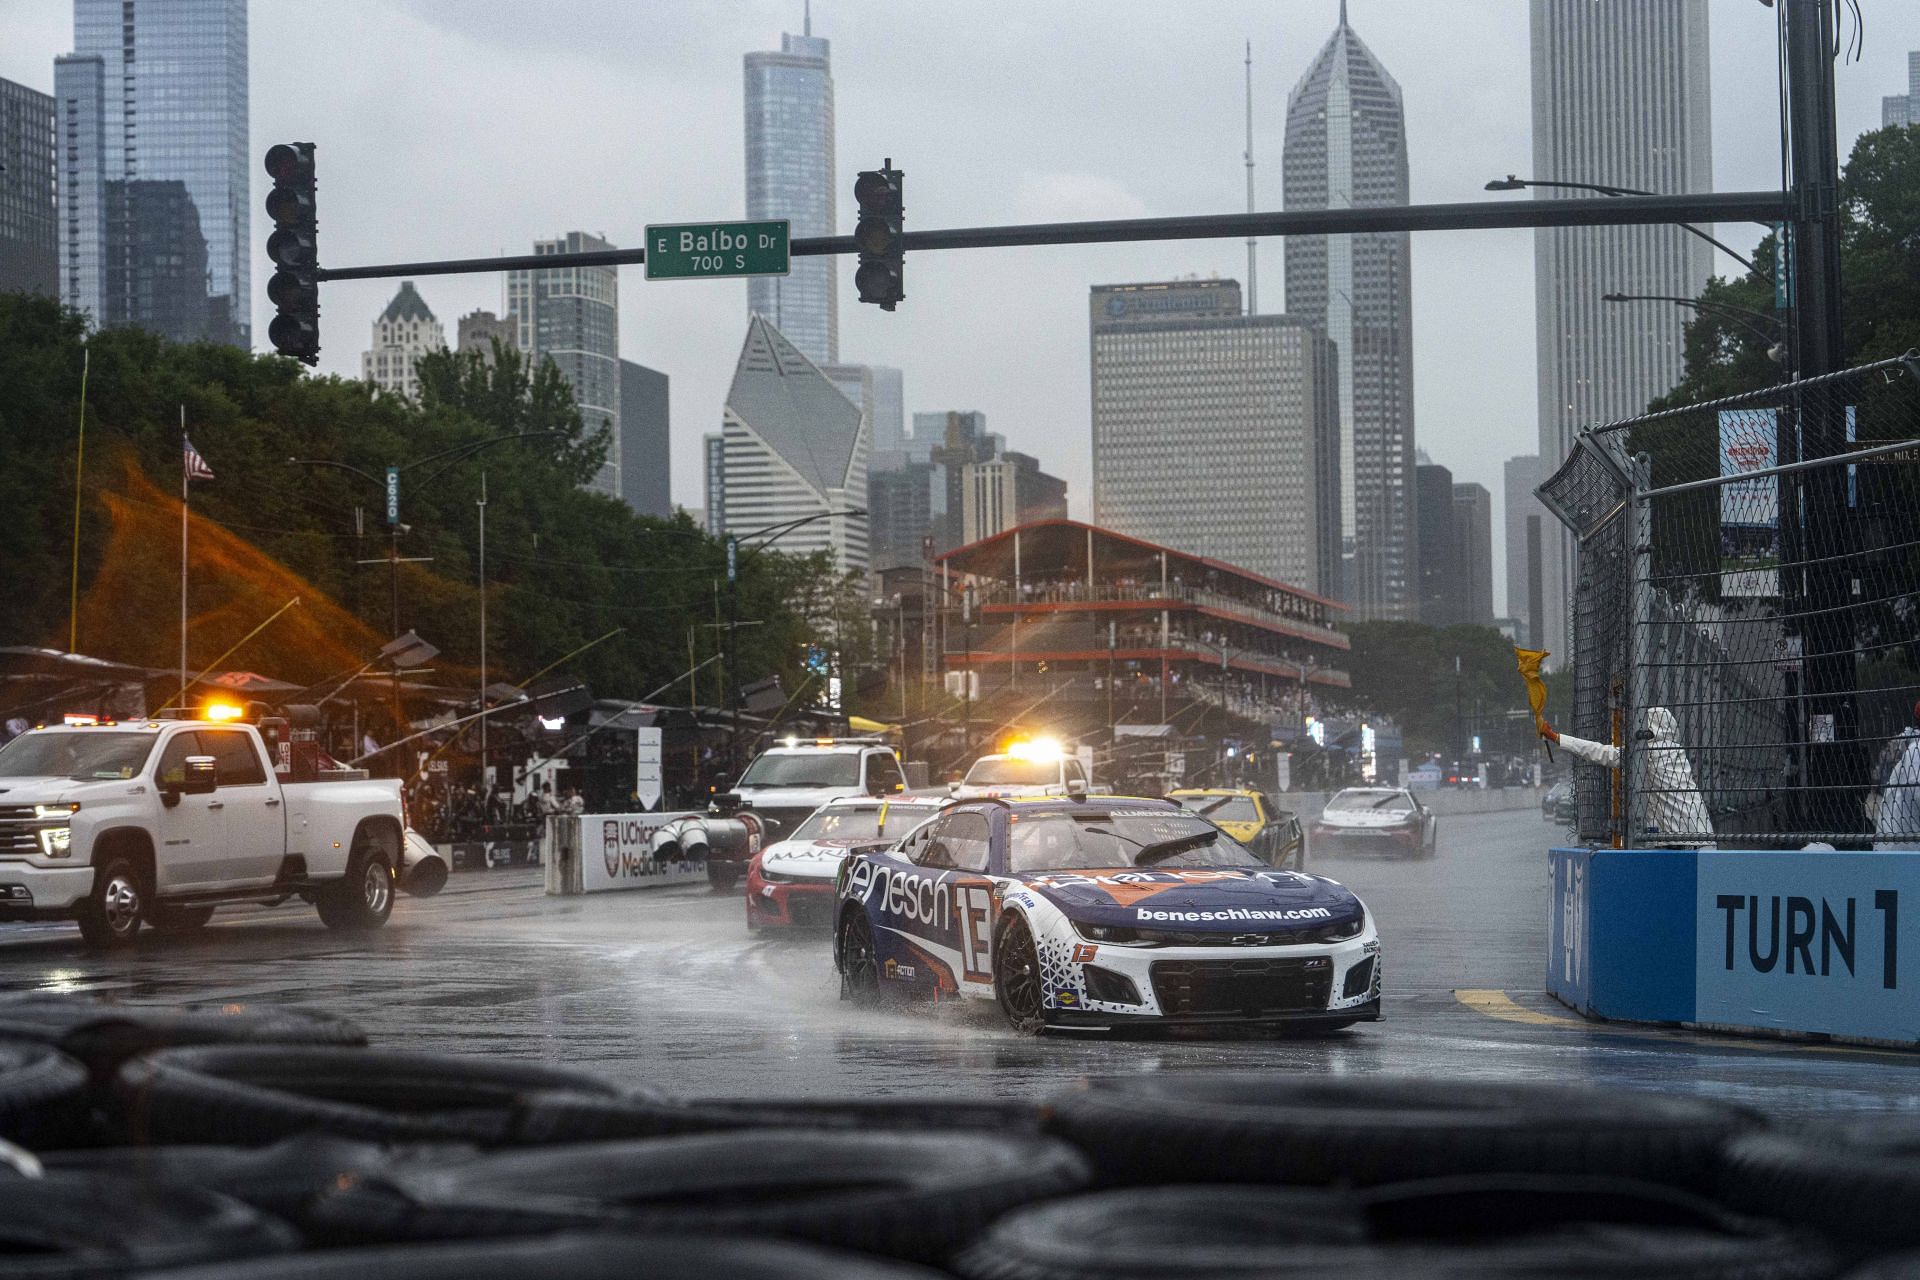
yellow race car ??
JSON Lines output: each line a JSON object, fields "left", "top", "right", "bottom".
{"left": 1168, "top": 788, "right": 1307, "bottom": 871}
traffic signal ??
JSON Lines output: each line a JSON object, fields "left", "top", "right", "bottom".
{"left": 853, "top": 161, "right": 904, "bottom": 310}
{"left": 264, "top": 142, "right": 319, "bottom": 364}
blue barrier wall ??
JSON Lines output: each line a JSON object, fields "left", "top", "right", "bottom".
{"left": 1547, "top": 847, "right": 1920, "bottom": 1045}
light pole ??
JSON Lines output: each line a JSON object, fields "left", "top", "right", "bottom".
{"left": 1484, "top": 175, "right": 1771, "bottom": 282}
{"left": 1599, "top": 292, "right": 1786, "bottom": 359}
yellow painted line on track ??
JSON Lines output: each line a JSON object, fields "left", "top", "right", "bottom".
{"left": 1454, "top": 988, "right": 1920, "bottom": 1062}
{"left": 1453, "top": 989, "right": 1582, "bottom": 1026}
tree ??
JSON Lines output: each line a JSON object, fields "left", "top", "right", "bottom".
{"left": 0, "top": 292, "right": 849, "bottom": 713}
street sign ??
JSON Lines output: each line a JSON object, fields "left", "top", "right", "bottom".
{"left": 385, "top": 466, "right": 400, "bottom": 525}
{"left": 634, "top": 726, "right": 663, "bottom": 811}
{"left": 644, "top": 220, "right": 790, "bottom": 281}
{"left": 725, "top": 535, "right": 738, "bottom": 583}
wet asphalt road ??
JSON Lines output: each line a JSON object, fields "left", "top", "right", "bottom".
{"left": 1, "top": 807, "right": 1914, "bottom": 1119}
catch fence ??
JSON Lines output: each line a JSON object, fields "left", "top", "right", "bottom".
{"left": 1537, "top": 353, "right": 1920, "bottom": 848}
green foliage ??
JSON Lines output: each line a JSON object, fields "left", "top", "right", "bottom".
{"left": 1344, "top": 621, "right": 1558, "bottom": 757}
{"left": 0, "top": 292, "right": 844, "bottom": 705}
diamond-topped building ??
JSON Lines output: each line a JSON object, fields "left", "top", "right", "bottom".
{"left": 1283, "top": 0, "right": 1416, "bottom": 620}
{"left": 705, "top": 315, "right": 869, "bottom": 572}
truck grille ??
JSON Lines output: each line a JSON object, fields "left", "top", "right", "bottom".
{"left": 0, "top": 807, "right": 35, "bottom": 823}
{"left": 0, "top": 829, "right": 37, "bottom": 855}
{"left": 1150, "top": 957, "right": 1333, "bottom": 1017}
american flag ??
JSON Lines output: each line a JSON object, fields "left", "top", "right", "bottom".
{"left": 183, "top": 437, "right": 215, "bottom": 482}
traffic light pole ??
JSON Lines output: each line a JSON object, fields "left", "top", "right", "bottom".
{"left": 310, "top": 191, "right": 1783, "bottom": 284}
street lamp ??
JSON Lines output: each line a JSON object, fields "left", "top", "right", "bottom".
{"left": 1484, "top": 174, "right": 1771, "bottom": 282}
{"left": 1600, "top": 291, "right": 1788, "bottom": 361}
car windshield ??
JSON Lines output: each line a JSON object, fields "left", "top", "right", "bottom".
{"left": 1009, "top": 809, "right": 1261, "bottom": 873}
{"left": 1174, "top": 795, "right": 1259, "bottom": 823}
{"left": 792, "top": 802, "right": 941, "bottom": 842}
{"left": 738, "top": 753, "right": 862, "bottom": 788}
{"left": 1329, "top": 789, "right": 1414, "bottom": 814}
{"left": 964, "top": 757, "right": 1059, "bottom": 786}
{"left": 0, "top": 731, "right": 156, "bottom": 781}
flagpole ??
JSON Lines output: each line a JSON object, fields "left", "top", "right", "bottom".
{"left": 67, "top": 345, "right": 89, "bottom": 653}
{"left": 181, "top": 405, "right": 189, "bottom": 701}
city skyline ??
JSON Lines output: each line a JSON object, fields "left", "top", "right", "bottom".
{"left": 4, "top": 1, "right": 1912, "bottom": 613}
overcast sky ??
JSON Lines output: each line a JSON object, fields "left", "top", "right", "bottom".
{"left": 6, "top": 0, "right": 1915, "bottom": 615}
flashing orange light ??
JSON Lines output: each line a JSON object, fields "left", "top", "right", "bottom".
{"left": 204, "top": 701, "right": 246, "bottom": 722}
{"left": 1003, "top": 735, "right": 1063, "bottom": 762}
{"left": 61, "top": 713, "right": 101, "bottom": 727}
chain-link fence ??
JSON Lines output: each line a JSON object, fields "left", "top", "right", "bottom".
{"left": 1539, "top": 352, "right": 1920, "bottom": 849}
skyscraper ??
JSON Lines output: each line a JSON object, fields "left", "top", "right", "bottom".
{"left": 1883, "top": 50, "right": 1919, "bottom": 126}
{"left": 1451, "top": 482, "right": 1494, "bottom": 627}
{"left": 1415, "top": 463, "right": 1455, "bottom": 625}
{"left": 1283, "top": 1, "right": 1415, "bottom": 619}
{"left": 745, "top": 21, "right": 837, "bottom": 366}
{"left": 456, "top": 310, "right": 517, "bottom": 362}
{"left": 0, "top": 77, "right": 57, "bottom": 297}
{"left": 1503, "top": 454, "right": 1546, "bottom": 642}
{"left": 361, "top": 282, "right": 446, "bottom": 400}
{"left": 506, "top": 232, "right": 622, "bottom": 499}
{"left": 619, "top": 358, "right": 671, "bottom": 520}
{"left": 709, "top": 315, "right": 868, "bottom": 570}
{"left": 1090, "top": 279, "right": 1338, "bottom": 593}
{"left": 58, "top": 0, "right": 249, "bottom": 345}
{"left": 1530, "top": 0, "right": 1712, "bottom": 663}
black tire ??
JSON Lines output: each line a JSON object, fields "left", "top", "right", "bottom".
{"left": 1721, "top": 1118, "right": 1920, "bottom": 1251}
{"left": 1043, "top": 1075, "right": 1760, "bottom": 1188}
{"left": 113, "top": 1045, "right": 637, "bottom": 1146}
{"left": 954, "top": 1179, "right": 1833, "bottom": 1280}
{"left": 0, "top": 995, "right": 366, "bottom": 1086}
{"left": 307, "top": 1128, "right": 1091, "bottom": 1263}
{"left": 42, "top": 1134, "right": 408, "bottom": 1221}
{"left": 133, "top": 1232, "right": 947, "bottom": 1280}
{"left": 993, "top": 914, "right": 1048, "bottom": 1035}
{"left": 708, "top": 861, "right": 741, "bottom": 891}
{"left": 838, "top": 908, "right": 881, "bottom": 1005}
{"left": 151, "top": 903, "right": 218, "bottom": 932}
{"left": 0, "top": 1037, "right": 90, "bottom": 1147}
{"left": 75, "top": 854, "right": 146, "bottom": 949}
{"left": 686, "top": 1096, "right": 1045, "bottom": 1135}
{"left": 318, "top": 831, "right": 396, "bottom": 931}
{"left": 0, "top": 1172, "right": 298, "bottom": 1273}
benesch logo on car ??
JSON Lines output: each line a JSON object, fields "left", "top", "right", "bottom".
{"left": 1136, "top": 906, "right": 1335, "bottom": 923}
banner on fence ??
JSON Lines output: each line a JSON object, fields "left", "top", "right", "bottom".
{"left": 1717, "top": 408, "right": 1780, "bottom": 598}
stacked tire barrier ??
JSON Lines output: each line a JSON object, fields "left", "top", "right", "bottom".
{"left": 0, "top": 995, "right": 1914, "bottom": 1278}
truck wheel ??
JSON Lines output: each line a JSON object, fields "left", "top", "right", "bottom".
{"left": 318, "top": 834, "right": 395, "bottom": 931}
{"left": 150, "top": 904, "right": 216, "bottom": 933}
{"left": 76, "top": 857, "right": 146, "bottom": 949}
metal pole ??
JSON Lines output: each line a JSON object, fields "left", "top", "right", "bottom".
{"left": 67, "top": 345, "right": 88, "bottom": 654}
{"left": 478, "top": 472, "right": 487, "bottom": 787}
{"left": 1783, "top": 0, "right": 1859, "bottom": 835}
{"left": 1244, "top": 39, "right": 1257, "bottom": 315}
{"left": 1625, "top": 453, "right": 1654, "bottom": 844}
{"left": 180, "top": 405, "right": 189, "bottom": 698}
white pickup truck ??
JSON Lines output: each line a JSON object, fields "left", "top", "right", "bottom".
{"left": 0, "top": 718, "right": 406, "bottom": 948}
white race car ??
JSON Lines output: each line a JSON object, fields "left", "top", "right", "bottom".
{"left": 744, "top": 796, "right": 945, "bottom": 931}
{"left": 1312, "top": 787, "right": 1438, "bottom": 859}
{"left": 832, "top": 795, "right": 1381, "bottom": 1033}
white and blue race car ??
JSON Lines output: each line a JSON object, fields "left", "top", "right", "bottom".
{"left": 832, "top": 795, "right": 1381, "bottom": 1034}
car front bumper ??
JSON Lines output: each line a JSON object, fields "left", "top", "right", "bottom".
{"left": 1045, "top": 930, "right": 1383, "bottom": 1025}
{"left": 744, "top": 867, "right": 837, "bottom": 929}
{"left": 1313, "top": 825, "right": 1422, "bottom": 853}
{"left": 0, "top": 863, "right": 97, "bottom": 917}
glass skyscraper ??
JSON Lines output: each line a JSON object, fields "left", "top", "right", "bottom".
{"left": 1283, "top": 1, "right": 1415, "bottom": 620}
{"left": 57, "top": 0, "right": 249, "bottom": 345}
{"left": 0, "top": 77, "right": 58, "bottom": 297}
{"left": 744, "top": 26, "right": 837, "bottom": 366}
{"left": 506, "top": 232, "right": 622, "bottom": 500}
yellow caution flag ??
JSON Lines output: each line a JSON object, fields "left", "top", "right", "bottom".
{"left": 848, "top": 715, "right": 899, "bottom": 735}
{"left": 1514, "top": 646, "right": 1553, "bottom": 760}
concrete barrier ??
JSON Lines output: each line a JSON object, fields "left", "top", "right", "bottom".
{"left": 1548, "top": 845, "right": 1920, "bottom": 1047}
{"left": 546, "top": 812, "right": 708, "bottom": 895}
